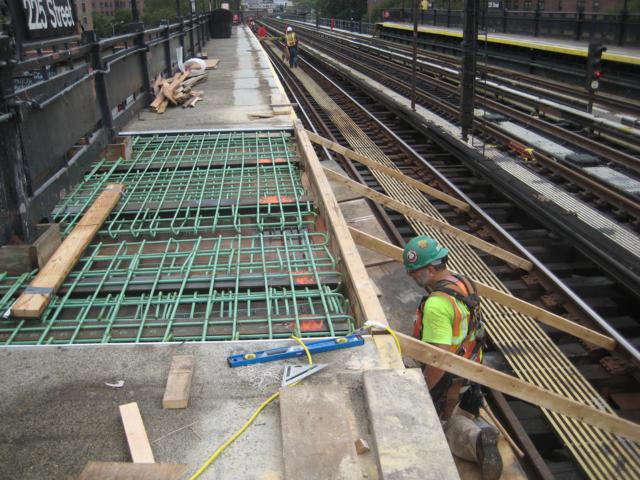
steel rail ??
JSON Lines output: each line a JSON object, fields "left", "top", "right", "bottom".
{"left": 286, "top": 33, "right": 640, "bottom": 221}
{"left": 270, "top": 34, "right": 640, "bottom": 364}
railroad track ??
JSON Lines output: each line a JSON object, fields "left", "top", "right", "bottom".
{"left": 374, "top": 24, "right": 640, "bottom": 103}
{"left": 260, "top": 30, "right": 640, "bottom": 479}
{"left": 265, "top": 19, "right": 640, "bottom": 228}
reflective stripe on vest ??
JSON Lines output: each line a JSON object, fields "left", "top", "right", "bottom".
{"left": 413, "top": 279, "right": 481, "bottom": 363}
{"left": 286, "top": 32, "right": 297, "bottom": 46}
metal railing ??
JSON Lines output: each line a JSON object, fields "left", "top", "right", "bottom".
{"left": 0, "top": 4, "right": 213, "bottom": 245}
{"left": 380, "top": 8, "right": 639, "bottom": 46}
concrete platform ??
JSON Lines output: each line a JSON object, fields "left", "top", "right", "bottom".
{"left": 378, "top": 22, "right": 640, "bottom": 64}
{"left": 125, "top": 25, "right": 292, "bottom": 133}
{"left": 0, "top": 339, "right": 384, "bottom": 480}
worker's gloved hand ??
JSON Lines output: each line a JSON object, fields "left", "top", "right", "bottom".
{"left": 459, "top": 383, "right": 484, "bottom": 417}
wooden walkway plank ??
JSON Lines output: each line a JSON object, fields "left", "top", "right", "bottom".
{"left": 323, "top": 167, "right": 533, "bottom": 271}
{"left": 119, "top": 402, "right": 155, "bottom": 464}
{"left": 280, "top": 384, "right": 362, "bottom": 480}
{"left": 347, "top": 226, "right": 615, "bottom": 351}
{"left": 11, "top": 184, "right": 124, "bottom": 318}
{"left": 162, "top": 355, "right": 195, "bottom": 409}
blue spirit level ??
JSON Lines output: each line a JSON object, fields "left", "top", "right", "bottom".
{"left": 227, "top": 335, "right": 364, "bottom": 367}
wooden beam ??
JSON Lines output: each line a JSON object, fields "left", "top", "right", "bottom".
{"left": 78, "top": 461, "right": 187, "bottom": 480}
{"left": 347, "top": 226, "right": 615, "bottom": 351}
{"left": 119, "top": 402, "right": 155, "bottom": 463}
{"left": 0, "top": 224, "right": 61, "bottom": 275}
{"left": 293, "top": 121, "right": 402, "bottom": 369}
{"left": 11, "top": 184, "right": 124, "bottom": 318}
{"left": 162, "top": 355, "right": 195, "bottom": 409}
{"left": 306, "top": 129, "right": 470, "bottom": 212}
{"left": 395, "top": 331, "right": 640, "bottom": 443}
{"left": 325, "top": 168, "right": 532, "bottom": 270}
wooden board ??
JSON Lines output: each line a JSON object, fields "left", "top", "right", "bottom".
{"left": 12, "top": 185, "right": 123, "bottom": 318}
{"left": 78, "top": 461, "right": 186, "bottom": 480}
{"left": 293, "top": 121, "right": 402, "bottom": 369}
{"left": 162, "top": 355, "right": 195, "bottom": 409}
{"left": 347, "top": 226, "right": 615, "bottom": 351}
{"left": 0, "top": 224, "right": 61, "bottom": 275}
{"left": 324, "top": 167, "right": 532, "bottom": 271}
{"left": 119, "top": 402, "right": 155, "bottom": 463}
{"left": 205, "top": 58, "right": 219, "bottom": 69}
{"left": 395, "top": 331, "right": 640, "bottom": 443}
{"left": 280, "top": 384, "right": 361, "bottom": 480}
{"left": 306, "top": 129, "right": 470, "bottom": 212}
{"left": 271, "top": 93, "right": 292, "bottom": 116}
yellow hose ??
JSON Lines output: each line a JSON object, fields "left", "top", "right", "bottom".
{"left": 188, "top": 337, "right": 314, "bottom": 480}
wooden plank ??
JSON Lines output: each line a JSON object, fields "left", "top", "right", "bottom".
{"left": 119, "top": 402, "right": 155, "bottom": 463}
{"left": 78, "top": 461, "right": 186, "bottom": 480}
{"left": 12, "top": 184, "right": 124, "bottom": 318}
{"left": 395, "top": 331, "right": 640, "bottom": 443}
{"left": 293, "top": 121, "right": 402, "bottom": 369}
{"left": 32, "top": 223, "right": 62, "bottom": 268}
{"left": 325, "top": 167, "right": 532, "bottom": 271}
{"left": 157, "top": 99, "right": 169, "bottom": 114}
{"left": 271, "top": 93, "right": 291, "bottom": 116}
{"left": 280, "top": 384, "right": 361, "bottom": 480}
{"left": 162, "top": 355, "right": 195, "bottom": 409}
{"left": 306, "top": 129, "right": 470, "bottom": 212}
{"left": 0, "top": 224, "right": 61, "bottom": 274}
{"left": 347, "top": 226, "right": 616, "bottom": 351}
{"left": 205, "top": 58, "right": 219, "bottom": 69}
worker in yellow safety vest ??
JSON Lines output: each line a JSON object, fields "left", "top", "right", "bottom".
{"left": 285, "top": 26, "right": 299, "bottom": 68}
{"left": 403, "top": 235, "right": 503, "bottom": 480}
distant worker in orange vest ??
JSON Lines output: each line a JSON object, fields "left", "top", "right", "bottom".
{"left": 285, "top": 26, "right": 299, "bottom": 68}
{"left": 403, "top": 235, "right": 503, "bottom": 480}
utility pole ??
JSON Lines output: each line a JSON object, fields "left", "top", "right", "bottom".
{"left": 460, "top": 0, "right": 479, "bottom": 141}
{"left": 411, "top": 0, "right": 419, "bottom": 111}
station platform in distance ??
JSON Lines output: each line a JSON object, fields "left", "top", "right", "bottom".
{"left": 377, "top": 21, "right": 640, "bottom": 65}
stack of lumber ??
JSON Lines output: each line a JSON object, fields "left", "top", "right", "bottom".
{"left": 150, "top": 70, "right": 208, "bottom": 113}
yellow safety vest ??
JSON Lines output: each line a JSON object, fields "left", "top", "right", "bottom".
{"left": 286, "top": 32, "right": 297, "bottom": 47}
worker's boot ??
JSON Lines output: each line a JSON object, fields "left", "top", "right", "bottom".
{"left": 476, "top": 425, "right": 503, "bottom": 480}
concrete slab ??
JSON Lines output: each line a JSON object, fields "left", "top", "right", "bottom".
{"left": 0, "top": 339, "right": 384, "bottom": 480}
{"left": 124, "top": 25, "right": 291, "bottom": 132}
{"left": 364, "top": 369, "right": 459, "bottom": 480}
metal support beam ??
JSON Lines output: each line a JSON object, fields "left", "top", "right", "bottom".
{"left": 460, "top": 0, "right": 479, "bottom": 141}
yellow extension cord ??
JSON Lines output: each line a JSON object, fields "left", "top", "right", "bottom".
{"left": 189, "top": 327, "right": 400, "bottom": 479}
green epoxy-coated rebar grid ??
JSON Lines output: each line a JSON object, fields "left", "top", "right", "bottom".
{"left": 0, "top": 130, "right": 357, "bottom": 345}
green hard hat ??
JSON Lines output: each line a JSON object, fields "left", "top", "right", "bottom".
{"left": 403, "top": 235, "right": 449, "bottom": 272}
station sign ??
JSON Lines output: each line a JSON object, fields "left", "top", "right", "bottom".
{"left": 17, "top": 0, "right": 77, "bottom": 39}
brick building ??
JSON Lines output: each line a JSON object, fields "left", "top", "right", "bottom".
{"left": 91, "top": 0, "right": 145, "bottom": 17}
{"left": 76, "top": 0, "right": 94, "bottom": 31}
